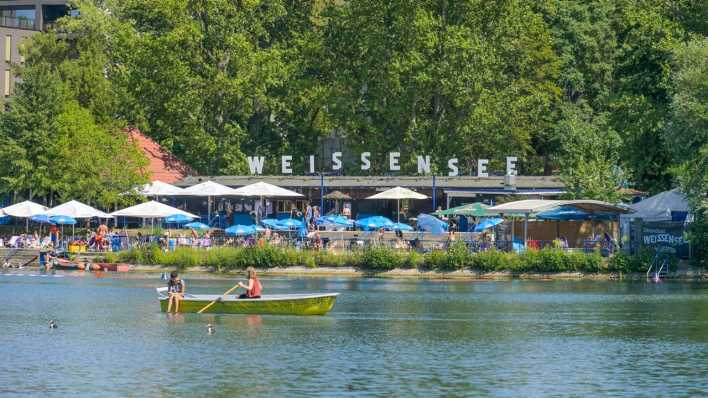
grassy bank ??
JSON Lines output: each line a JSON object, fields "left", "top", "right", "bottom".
{"left": 104, "top": 243, "right": 651, "bottom": 274}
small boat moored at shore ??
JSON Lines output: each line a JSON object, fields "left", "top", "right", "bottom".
{"left": 156, "top": 287, "right": 338, "bottom": 315}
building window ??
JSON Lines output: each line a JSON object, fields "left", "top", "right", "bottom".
{"left": 4, "top": 35, "right": 11, "bottom": 62}
{"left": 4, "top": 70, "right": 10, "bottom": 96}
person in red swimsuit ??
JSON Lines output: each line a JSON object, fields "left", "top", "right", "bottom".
{"left": 237, "top": 266, "right": 262, "bottom": 299}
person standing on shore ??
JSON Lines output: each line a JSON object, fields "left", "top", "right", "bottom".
{"left": 305, "top": 202, "right": 313, "bottom": 228}
{"left": 167, "top": 271, "right": 185, "bottom": 313}
{"left": 49, "top": 225, "right": 59, "bottom": 247}
{"left": 313, "top": 206, "right": 320, "bottom": 227}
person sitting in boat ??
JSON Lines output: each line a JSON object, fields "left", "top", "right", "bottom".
{"left": 236, "top": 266, "right": 262, "bottom": 299}
{"left": 167, "top": 271, "right": 186, "bottom": 312}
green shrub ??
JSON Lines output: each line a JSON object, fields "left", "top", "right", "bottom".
{"left": 469, "top": 250, "right": 512, "bottom": 271}
{"left": 359, "top": 246, "right": 403, "bottom": 271}
{"left": 110, "top": 244, "right": 618, "bottom": 274}
{"left": 607, "top": 251, "right": 651, "bottom": 273}
{"left": 517, "top": 248, "right": 574, "bottom": 272}
{"left": 423, "top": 249, "right": 448, "bottom": 270}
{"left": 102, "top": 252, "right": 118, "bottom": 263}
{"left": 403, "top": 251, "right": 424, "bottom": 269}
{"left": 569, "top": 251, "right": 603, "bottom": 272}
{"left": 442, "top": 242, "right": 470, "bottom": 271}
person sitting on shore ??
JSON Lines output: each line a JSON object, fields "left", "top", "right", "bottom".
{"left": 236, "top": 266, "right": 262, "bottom": 299}
{"left": 166, "top": 271, "right": 185, "bottom": 313}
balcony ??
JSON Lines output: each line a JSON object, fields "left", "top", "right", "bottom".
{"left": 0, "top": 15, "right": 36, "bottom": 30}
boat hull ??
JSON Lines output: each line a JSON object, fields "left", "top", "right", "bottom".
{"left": 158, "top": 293, "right": 338, "bottom": 315}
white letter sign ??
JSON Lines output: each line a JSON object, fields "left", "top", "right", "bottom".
{"left": 309, "top": 155, "right": 315, "bottom": 173}
{"left": 332, "top": 152, "right": 343, "bottom": 170}
{"left": 247, "top": 156, "right": 265, "bottom": 175}
{"left": 506, "top": 156, "right": 517, "bottom": 176}
{"left": 416, "top": 155, "right": 431, "bottom": 174}
{"left": 361, "top": 152, "right": 371, "bottom": 171}
{"left": 448, "top": 158, "right": 459, "bottom": 176}
{"left": 281, "top": 155, "right": 292, "bottom": 174}
{"left": 478, "top": 159, "right": 489, "bottom": 177}
{"left": 389, "top": 152, "right": 400, "bottom": 171}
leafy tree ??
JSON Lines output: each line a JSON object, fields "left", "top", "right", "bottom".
{"left": 555, "top": 105, "right": 624, "bottom": 202}
{"left": 666, "top": 36, "right": 707, "bottom": 265}
{"left": 0, "top": 1, "right": 148, "bottom": 207}
{"left": 48, "top": 101, "right": 148, "bottom": 208}
{"left": 320, "top": 0, "right": 560, "bottom": 174}
{"left": 607, "top": 1, "right": 684, "bottom": 193}
{"left": 0, "top": 63, "right": 69, "bottom": 200}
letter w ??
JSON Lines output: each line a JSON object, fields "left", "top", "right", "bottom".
{"left": 247, "top": 156, "right": 265, "bottom": 175}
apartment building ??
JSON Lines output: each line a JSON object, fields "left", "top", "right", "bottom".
{"left": 0, "top": 0, "right": 68, "bottom": 99}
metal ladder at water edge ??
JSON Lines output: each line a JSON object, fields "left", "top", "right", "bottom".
{"left": 647, "top": 253, "right": 669, "bottom": 280}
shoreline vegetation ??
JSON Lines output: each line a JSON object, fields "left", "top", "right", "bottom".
{"left": 101, "top": 244, "right": 706, "bottom": 280}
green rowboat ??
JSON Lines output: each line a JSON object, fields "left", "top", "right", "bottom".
{"left": 156, "top": 288, "right": 338, "bottom": 315}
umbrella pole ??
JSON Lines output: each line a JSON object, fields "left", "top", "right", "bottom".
{"left": 397, "top": 199, "right": 400, "bottom": 223}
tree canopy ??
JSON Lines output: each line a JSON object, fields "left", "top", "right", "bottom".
{"left": 0, "top": 0, "right": 705, "bottom": 211}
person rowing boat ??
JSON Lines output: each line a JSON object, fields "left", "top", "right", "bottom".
{"left": 235, "top": 266, "right": 262, "bottom": 299}
{"left": 166, "top": 271, "right": 185, "bottom": 312}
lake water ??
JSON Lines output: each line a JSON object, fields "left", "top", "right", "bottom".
{"left": 1, "top": 272, "right": 706, "bottom": 397}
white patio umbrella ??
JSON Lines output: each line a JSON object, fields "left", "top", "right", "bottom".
{"left": 366, "top": 186, "right": 428, "bottom": 223}
{"left": 44, "top": 200, "right": 113, "bottom": 219}
{"left": 44, "top": 200, "right": 113, "bottom": 240}
{"left": 139, "top": 180, "right": 187, "bottom": 197}
{"left": 232, "top": 182, "right": 304, "bottom": 222}
{"left": 182, "top": 181, "right": 239, "bottom": 224}
{"left": 111, "top": 200, "right": 197, "bottom": 219}
{"left": 111, "top": 201, "right": 198, "bottom": 235}
{"left": 1, "top": 200, "right": 48, "bottom": 231}
{"left": 1, "top": 200, "right": 48, "bottom": 218}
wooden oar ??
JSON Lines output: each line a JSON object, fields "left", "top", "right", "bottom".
{"left": 197, "top": 283, "right": 241, "bottom": 314}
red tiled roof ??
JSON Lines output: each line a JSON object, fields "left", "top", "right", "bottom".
{"left": 125, "top": 127, "right": 195, "bottom": 183}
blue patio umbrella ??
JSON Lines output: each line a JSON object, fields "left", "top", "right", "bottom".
{"left": 317, "top": 215, "right": 354, "bottom": 227}
{"left": 30, "top": 214, "right": 53, "bottom": 224}
{"left": 277, "top": 218, "right": 305, "bottom": 230}
{"left": 391, "top": 222, "right": 414, "bottom": 231}
{"left": 473, "top": 217, "right": 504, "bottom": 232}
{"left": 225, "top": 224, "right": 256, "bottom": 236}
{"left": 49, "top": 215, "right": 77, "bottom": 225}
{"left": 0, "top": 215, "right": 11, "bottom": 225}
{"left": 356, "top": 216, "right": 394, "bottom": 231}
{"left": 49, "top": 215, "right": 77, "bottom": 243}
{"left": 416, "top": 214, "right": 448, "bottom": 235}
{"left": 164, "top": 214, "right": 194, "bottom": 224}
{"left": 260, "top": 218, "right": 281, "bottom": 229}
{"left": 184, "top": 221, "right": 210, "bottom": 230}
{"left": 537, "top": 206, "right": 592, "bottom": 221}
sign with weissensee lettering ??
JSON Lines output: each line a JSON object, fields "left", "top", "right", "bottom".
{"left": 641, "top": 222, "right": 690, "bottom": 258}
{"left": 245, "top": 153, "right": 519, "bottom": 177}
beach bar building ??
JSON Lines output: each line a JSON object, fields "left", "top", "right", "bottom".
{"left": 487, "top": 199, "right": 632, "bottom": 251}
{"left": 173, "top": 175, "right": 566, "bottom": 226}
